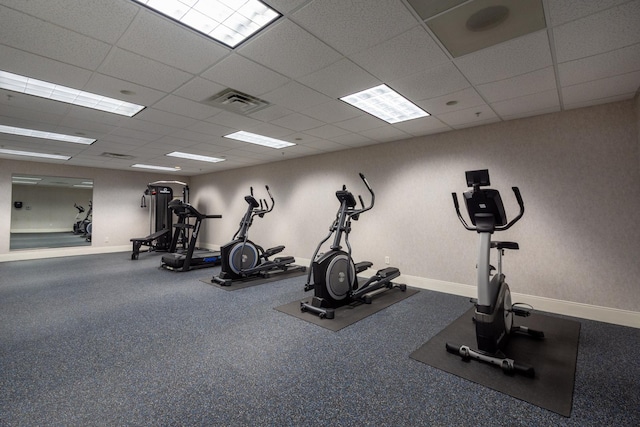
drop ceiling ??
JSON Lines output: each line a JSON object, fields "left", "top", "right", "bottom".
{"left": 0, "top": 0, "right": 639, "bottom": 176}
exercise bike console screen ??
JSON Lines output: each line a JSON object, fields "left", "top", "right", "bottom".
{"left": 465, "top": 169, "right": 490, "bottom": 187}
{"left": 463, "top": 170, "right": 508, "bottom": 228}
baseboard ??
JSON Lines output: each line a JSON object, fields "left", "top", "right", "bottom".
{"left": 401, "top": 274, "right": 640, "bottom": 329}
{"left": 2, "top": 250, "right": 638, "bottom": 329}
{"left": 0, "top": 245, "right": 130, "bottom": 262}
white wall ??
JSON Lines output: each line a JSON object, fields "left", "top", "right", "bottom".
{"left": 192, "top": 100, "right": 640, "bottom": 314}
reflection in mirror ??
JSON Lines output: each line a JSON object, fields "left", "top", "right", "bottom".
{"left": 10, "top": 175, "right": 93, "bottom": 250}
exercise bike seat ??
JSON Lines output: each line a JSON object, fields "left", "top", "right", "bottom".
{"left": 492, "top": 241, "right": 519, "bottom": 250}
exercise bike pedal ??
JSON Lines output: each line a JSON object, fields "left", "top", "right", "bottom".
{"left": 511, "top": 306, "right": 531, "bottom": 317}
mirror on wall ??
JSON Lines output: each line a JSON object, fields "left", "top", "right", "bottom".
{"left": 10, "top": 174, "right": 93, "bottom": 250}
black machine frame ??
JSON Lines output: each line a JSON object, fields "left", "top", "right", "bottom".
{"left": 212, "top": 185, "right": 305, "bottom": 286}
{"left": 160, "top": 200, "right": 222, "bottom": 272}
{"left": 300, "top": 173, "right": 406, "bottom": 319}
{"left": 130, "top": 181, "right": 188, "bottom": 260}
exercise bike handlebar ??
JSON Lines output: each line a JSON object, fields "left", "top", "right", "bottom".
{"left": 502, "top": 187, "right": 524, "bottom": 231}
{"left": 452, "top": 186, "right": 525, "bottom": 232}
{"left": 452, "top": 192, "right": 474, "bottom": 231}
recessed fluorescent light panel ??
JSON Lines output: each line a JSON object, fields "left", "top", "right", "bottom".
{"left": 0, "top": 148, "right": 71, "bottom": 160}
{"left": 224, "top": 131, "right": 295, "bottom": 149}
{"left": 12, "top": 180, "right": 39, "bottom": 184}
{"left": 132, "top": 0, "right": 281, "bottom": 48}
{"left": 166, "top": 151, "right": 225, "bottom": 163}
{"left": 0, "top": 70, "right": 145, "bottom": 117}
{"left": 131, "top": 164, "right": 181, "bottom": 172}
{"left": 0, "top": 124, "right": 96, "bottom": 145}
{"left": 12, "top": 176, "right": 42, "bottom": 181}
{"left": 340, "top": 84, "right": 430, "bottom": 124}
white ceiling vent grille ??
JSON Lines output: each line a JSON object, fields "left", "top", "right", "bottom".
{"left": 203, "top": 89, "right": 270, "bottom": 115}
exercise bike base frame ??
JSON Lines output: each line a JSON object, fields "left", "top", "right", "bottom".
{"left": 445, "top": 342, "right": 536, "bottom": 377}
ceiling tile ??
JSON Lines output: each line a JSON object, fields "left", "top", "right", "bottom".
{"left": 558, "top": 43, "right": 640, "bottom": 87}
{"left": 262, "top": 81, "right": 332, "bottom": 111}
{"left": 247, "top": 105, "right": 293, "bottom": 122}
{"left": 390, "top": 62, "right": 470, "bottom": 100}
{"left": 172, "top": 77, "right": 227, "bottom": 104}
{"left": 561, "top": 70, "right": 640, "bottom": 106}
{"left": 0, "top": 45, "right": 92, "bottom": 89}
{"left": 271, "top": 113, "right": 325, "bottom": 132}
{"left": 187, "top": 120, "right": 237, "bottom": 138}
{"left": 1, "top": 0, "right": 138, "bottom": 43}
{"left": 206, "top": 111, "right": 264, "bottom": 131}
{"left": 297, "top": 59, "right": 380, "bottom": 99}
{"left": 238, "top": 19, "right": 341, "bottom": 79}
{"left": 84, "top": 73, "right": 166, "bottom": 107}
{"left": 436, "top": 104, "right": 499, "bottom": 127}
{"left": 263, "top": 0, "right": 312, "bottom": 14}
{"left": 454, "top": 30, "right": 552, "bottom": 84}
{"left": 98, "top": 48, "right": 193, "bottom": 92}
{"left": 359, "top": 126, "right": 410, "bottom": 143}
{"left": 135, "top": 109, "right": 199, "bottom": 129}
{"left": 298, "top": 139, "right": 346, "bottom": 152}
{"left": 491, "top": 89, "right": 560, "bottom": 119}
{"left": 415, "top": 87, "right": 487, "bottom": 115}
{"left": 0, "top": 5, "right": 111, "bottom": 70}
{"left": 476, "top": 67, "right": 557, "bottom": 102}
{"left": 334, "top": 115, "right": 385, "bottom": 133}
{"left": 392, "top": 117, "right": 451, "bottom": 136}
{"left": 202, "top": 54, "right": 290, "bottom": 96}
{"left": 330, "top": 133, "right": 374, "bottom": 147}
{"left": 350, "top": 26, "right": 450, "bottom": 82}
{"left": 152, "top": 95, "right": 221, "bottom": 120}
{"left": 301, "top": 100, "right": 362, "bottom": 123}
{"left": 303, "top": 124, "right": 350, "bottom": 139}
{"left": 553, "top": 1, "right": 640, "bottom": 62}
{"left": 1, "top": 94, "right": 70, "bottom": 123}
{"left": 292, "top": 0, "right": 417, "bottom": 55}
{"left": 547, "top": 0, "right": 632, "bottom": 27}
{"left": 117, "top": 10, "right": 229, "bottom": 74}
{"left": 247, "top": 122, "right": 297, "bottom": 138}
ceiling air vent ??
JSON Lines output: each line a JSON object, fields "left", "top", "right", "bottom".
{"left": 101, "top": 152, "right": 135, "bottom": 160}
{"left": 203, "top": 89, "right": 270, "bottom": 115}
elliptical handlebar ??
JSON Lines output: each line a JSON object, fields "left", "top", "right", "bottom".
{"left": 350, "top": 172, "right": 375, "bottom": 217}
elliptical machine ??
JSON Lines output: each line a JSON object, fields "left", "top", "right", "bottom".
{"left": 447, "top": 169, "right": 544, "bottom": 376}
{"left": 72, "top": 203, "right": 85, "bottom": 234}
{"left": 300, "top": 173, "right": 406, "bottom": 319}
{"left": 212, "top": 186, "right": 305, "bottom": 286}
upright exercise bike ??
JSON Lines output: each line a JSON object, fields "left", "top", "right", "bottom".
{"left": 212, "top": 186, "right": 305, "bottom": 286}
{"left": 300, "top": 173, "right": 406, "bottom": 319}
{"left": 447, "top": 169, "right": 544, "bottom": 376}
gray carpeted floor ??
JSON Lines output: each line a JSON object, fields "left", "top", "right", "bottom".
{"left": 1, "top": 252, "right": 639, "bottom": 426}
